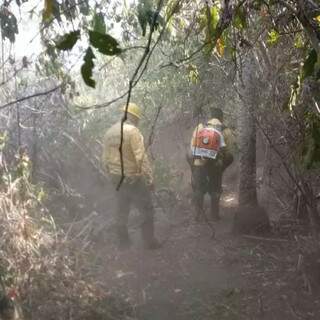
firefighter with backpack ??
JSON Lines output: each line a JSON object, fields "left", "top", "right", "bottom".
{"left": 187, "top": 108, "right": 235, "bottom": 221}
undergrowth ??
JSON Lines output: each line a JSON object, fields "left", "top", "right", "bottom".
{"left": 0, "top": 149, "right": 134, "bottom": 320}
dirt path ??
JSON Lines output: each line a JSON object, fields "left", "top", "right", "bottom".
{"left": 94, "top": 190, "right": 320, "bottom": 320}
{"left": 94, "top": 192, "right": 244, "bottom": 320}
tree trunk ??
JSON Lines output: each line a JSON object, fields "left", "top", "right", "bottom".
{"left": 238, "top": 93, "right": 257, "bottom": 207}
{"left": 233, "top": 55, "right": 270, "bottom": 234}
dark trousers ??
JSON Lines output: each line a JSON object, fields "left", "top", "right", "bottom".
{"left": 191, "top": 162, "right": 223, "bottom": 218}
{"left": 112, "top": 176, "right": 155, "bottom": 245}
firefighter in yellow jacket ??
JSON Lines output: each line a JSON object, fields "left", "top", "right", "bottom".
{"left": 188, "top": 108, "right": 235, "bottom": 221}
{"left": 102, "top": 103, "right": 161, "bottom": 249}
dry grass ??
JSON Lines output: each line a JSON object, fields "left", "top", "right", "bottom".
{"left": 0, "top": 176, "right": 134, "bottom": 320}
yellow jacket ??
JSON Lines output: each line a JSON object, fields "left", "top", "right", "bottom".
{"left": 102, "top": 121, "right": 153, "bottom": 185}
{"left": 190, "top": 119, "right": 236, "bottom": 166}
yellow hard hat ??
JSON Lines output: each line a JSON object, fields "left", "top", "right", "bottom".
{"left": 122, "top": 102, "right": 142, "bottom": 119}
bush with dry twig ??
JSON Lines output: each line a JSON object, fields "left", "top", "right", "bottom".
{"left": 0, "top": 152, "right": 134, "bottom": 320}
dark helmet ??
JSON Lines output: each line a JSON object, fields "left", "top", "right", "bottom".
{"left": 210, "top": 107, "right": 223, "bottom": 122}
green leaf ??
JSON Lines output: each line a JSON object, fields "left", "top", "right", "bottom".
{"left": 89, "top": 31, "right": 122, "bottom": 56}
{"left": 55, "top": 30, "right": 80, "bottom": 51}
{"left": 294, "top": 33, "right": 304, "bottom": 49}
{"left": 267, "top": 29, "right": 280, "bottom": 45}
{"left": 234, "top": 7, "right": 247, "bottom": 29}
{"left": 43, "top": 0, "right": 53, "bottom": 21}
{"left": 202, "top": 5, "right": 220, "bottom": 55}
{"left": 209, "top": 6, "right": 219, "bottom": 30}
{"left": 81, "top": 47, "right": 96, "bottom": 88}
{"left": 43, "top": 0, "right": 61, "bottom": 22}
{"left": 302, "top": 49, "right": 317, "bottom": 80}
{"left": 206, "top": 5, "right": 219, "bottom": 39}
{"left": 92, "top": 11, "right": 106, "bottom": 34}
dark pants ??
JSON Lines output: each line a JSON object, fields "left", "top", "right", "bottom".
{"left": 111, "top": 176, "right": 156, "bottom": 245}
{"left": 191, "top": 161, "right": 223, "bottom": 219}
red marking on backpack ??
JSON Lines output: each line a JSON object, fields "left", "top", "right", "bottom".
{"left": 193, "top": 128, "right": 221, "bottom": 152}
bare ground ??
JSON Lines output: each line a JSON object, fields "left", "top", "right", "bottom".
{"left": 91, "top": 188, "right": 320, "bottom": 320}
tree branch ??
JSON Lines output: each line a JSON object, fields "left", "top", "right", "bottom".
{"left": 0, "top": 85, "right": 61, "bottom": 110}
{"left": 161, "top": 0, "right": 247, "bottom": 69}
{"left": 116, "top": 0, "right": 166, "bottom": 190}
{"left": 81, "top": 1, "right": 183, "bottom": 112}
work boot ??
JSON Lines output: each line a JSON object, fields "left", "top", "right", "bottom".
{"left": 141, "top": 221, "right": 162, "bottom": 250}
{"left": 144, "top": 238, "right": 162, "bottom": 250}
{"left": 195, "top": 207, "right": 205, "bottom": 222}
{"left": 116, "top": 225, "right": 131, "bottom": 249}
{"left": 193, "top": 193, "right": 204, "bottom": 222}
{"left": 210, "top": 193, "right": 221, "bottom": 221}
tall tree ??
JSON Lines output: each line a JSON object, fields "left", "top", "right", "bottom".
{"left": 234, "top": 53, "right": 270, "bottom": 233}
{"left": 238, "top": 55, "right": 258, "bottom": 208}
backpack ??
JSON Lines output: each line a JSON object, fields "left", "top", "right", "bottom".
{"left": 191, "top": 127, "right": 224, "bottom": 160}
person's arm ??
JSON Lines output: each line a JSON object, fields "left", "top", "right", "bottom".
{"left": 130, "top": 127, "right": 153, "bottom": 186}
{"left": 190, "top": 124, "right": 203, "bottom": 148}
{"left": 187, "top": 125, "right": 200, "bottom": 165}
{"left": 218, "top": 130, "right": 226, "bottom": 148}
{"left": 223, "top": 128, "right": 236, "bottom": 150}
